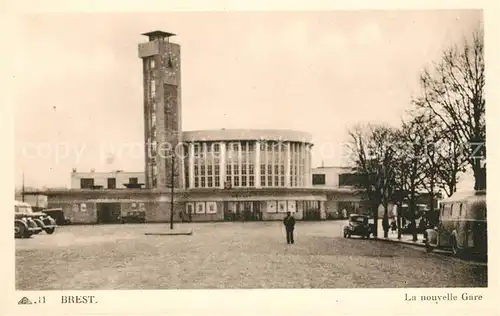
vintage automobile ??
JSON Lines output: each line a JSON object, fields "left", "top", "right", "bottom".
{"left": 424, "top": 190, "right": 487, "bottom": 258}
{"left": 343, "top": 214, "right": 372, "bottom": 239}
{"left": 14, "top": 200, "right": 43, "bottom": 238}
{"left": 44, "top": 208, "right": 72, "bottom": 226}
{"left": 31, "top": 210, "right": 57, "bottom": 234}
{"left": 120, "top": 202, "right": 146, "bottom": 224}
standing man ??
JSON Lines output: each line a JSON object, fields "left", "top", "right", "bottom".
{"left": 283, "top": 211, "right": 296, "bottom": 244}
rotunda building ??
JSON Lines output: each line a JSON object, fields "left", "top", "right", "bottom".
{"left": 181, "top": 129, "right": 313, "bottom": 190}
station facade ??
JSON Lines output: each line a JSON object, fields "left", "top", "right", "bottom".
{"left": 38, "top": 30, "right": 365, "bottom": 224}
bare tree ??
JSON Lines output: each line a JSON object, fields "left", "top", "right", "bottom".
{"left": 416, "top": 28, "right": 485, "bottom": 191}
{"left": 433, "top": 126, "right": 466, "bottom": 197}
{"left": 413, "top": 113, "right": 460, "bottom": 227}
{"left": 391, "top": 130, "right": 410, "bottom": 240}
{"left": 394, "top": 116, "right": 428, "bottom": 241}
{"left": 420, "top": 115, "right": 441, "bottom": 219}
{"left": 346, "top": 123, "right": 397, "bottom": 238}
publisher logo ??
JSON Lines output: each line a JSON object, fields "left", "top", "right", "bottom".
{"left": 18, "top": 297, "right": 32, "bottom": 305}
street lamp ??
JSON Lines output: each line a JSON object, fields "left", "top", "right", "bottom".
{"left": 21, "top": 171, "right": 25, "bottom": 202}
{"left": 166, "top": 151, "right": 178, "bottom": 230}
{"left": 170, "top": 152, "right": 174, "bottom": 229}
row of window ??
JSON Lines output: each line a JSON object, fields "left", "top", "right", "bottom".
{"left": 259, "top": 142, "right": 286, "bottom": 187}
{"left": 225, "top": 141, "right": 255, "bottom": 188}
{"left": 311, "top": 173, "right": 360, "bottom": 186}
{"left": 193, "top": 142, "right": 221, "bottom": 188}
{"left": 441, "top": 203, "right": 465, "bottom": 218}
{"left": 290, "top": 143, "right": 307, "bottom": 187}
{"left": 146, "top": 59, "right": 158, "bottom": 188}
{"left": 194, "top": 176, "right": 221, "bottom": 188}
{"left": 80, "top": 177, "right": 139, "bottom": 189}
{"left": 185, "top": 200, "right": 322, "bottom": 214}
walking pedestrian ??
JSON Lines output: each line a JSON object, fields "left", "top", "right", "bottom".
{"left": 283, "top": 211, "right": 296, "bottom": 244}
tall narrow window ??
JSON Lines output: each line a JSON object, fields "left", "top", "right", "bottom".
{"left": 151, "top": 112, "right": 156, "bottom": 128}
{"left": 150, "top": 80, "right": 156, "bottom": 97}
{"left": 107, "top": 178, "right": 116, "bottom": 189}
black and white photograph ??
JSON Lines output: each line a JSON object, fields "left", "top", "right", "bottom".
{"left": 3, "top": 5, "right": 497, "bottom": 316}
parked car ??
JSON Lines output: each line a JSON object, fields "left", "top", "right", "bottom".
{"left": 31, "top": 210, "right": 57, "bottom": 234}
{"left": 343, "top": 214, "right": 372, "bottom": 239}
{"left": 14, "top": 200, "right": 42, "bottom": 238}
{"left": 120, "top": 203, "right": 146, "bottom": 224}
{"left": 120, "top": 211, "right": 146, "bottom": 223}
{"left": 44, "top": 208, "right": 71, "bottom": 225}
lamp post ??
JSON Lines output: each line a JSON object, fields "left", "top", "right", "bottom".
{"left": 21, "top": 171, "right": 25, "bottom": 202}
{"left": 170, "top": 151, "right": 175, "bottom": 230}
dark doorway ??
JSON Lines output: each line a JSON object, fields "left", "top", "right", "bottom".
{"left": 252, "top": 201, "right": 262, "bottom": 220}
{"left": 241, "top": 201, "right": 263, "bottom": 221}
{"left": 223, "top": 201, "right": 234, "bottom": 221}
{"left": 97, "top": 203, "right": 121, "bottom": 224}
{"left": 223, "top": 201, "right": 263, "bottom": 221}
{"left": 303, "top": 201, "right": 321, "bottom": 221}
{"left": 107, "top": 178, "right": 116, "bottom": 189}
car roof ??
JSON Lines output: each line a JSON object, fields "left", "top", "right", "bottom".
{"left": 440, "top": 190, "right": 486, "bottom": 204}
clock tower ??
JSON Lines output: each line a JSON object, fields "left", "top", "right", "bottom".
{"left": 139, "top": 30, "right": 183, "bottom": 189}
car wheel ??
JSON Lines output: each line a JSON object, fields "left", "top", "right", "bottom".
{"left": 45, "top": 227, "right": 55, "bottom": 234}
{"left": 425, "top": 240, "right": 434, "bottom": 253}
{"left": 23, "top": 231, "right": 33, "bottom": 238}
{"left": 15, "top": 222, "right": 25, "bottom": 238}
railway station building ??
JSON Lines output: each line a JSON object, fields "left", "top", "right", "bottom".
{"left": 36, "top": 30, "right": 364, "bottom": 224}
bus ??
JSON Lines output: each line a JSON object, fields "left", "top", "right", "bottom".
{"left": 424, "top": 190, "right": 487, "bottom": 258}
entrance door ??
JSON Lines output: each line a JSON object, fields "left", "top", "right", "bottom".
{"left": 224, "top": 201, "right": 236, "bottom": 221}
{"left": 243, "top": 202, "right": 252, "bottom": 221}
{"left": 252, "top": 201, "right": 262, "bottom": 221}
{"left": 97, "top": 203, "right": 121, "bottom": 224}
{"left": 304, "top": 201, "right": 321, "bottom": 221}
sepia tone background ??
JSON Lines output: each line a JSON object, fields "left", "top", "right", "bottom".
{"left": 13, "top": 11, "right": 481, "bottom": 190}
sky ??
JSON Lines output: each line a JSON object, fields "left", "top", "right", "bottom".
{"left": 14, "top": 10, "right": 482, "bottom": 189}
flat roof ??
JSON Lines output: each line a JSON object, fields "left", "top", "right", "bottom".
{"left": 38, "top": 186, "right": 357, "bottom": 197}
{"left": 142, "top": 30, "right": 176, "bottom": 38}
{"left": 182, "top": 129, "right": 313, "bottom": 143}
{"left": 312, "top": 166, "right": 354, "bottom": 170}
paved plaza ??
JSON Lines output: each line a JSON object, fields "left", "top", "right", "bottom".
{"left": 15, "top": 221, "right": 487, "bottom": 290}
